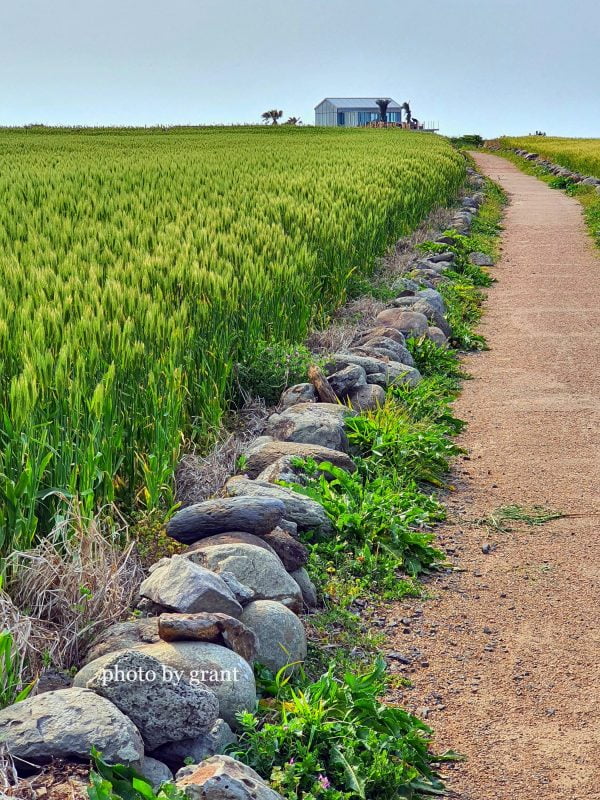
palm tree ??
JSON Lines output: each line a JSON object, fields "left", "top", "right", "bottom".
{"left": 401, "top": 102, "right": 412, "bottom": 128}
{"left": 375, "top": 98, "right": 391, "bottom": 123}
{"left": 283, "top": 117, "right": 302, "bottom": 126}
{"left": 261, "top": 109, "right": 283, "bottom": 125}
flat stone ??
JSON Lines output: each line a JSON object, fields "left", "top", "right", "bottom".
{"left": 243, "top": 438, "right": 356, "bottom": 479}
{"left": 353, "top": 326, "right": 406, "bottom": 346}
{"left": 375, "top": 309, "right": 429, "bottom": 338}
{"left": 0, "top": 688, "right": 144, "bottom": 773}
{"left": 83, "top": 618, "right": 160, "bottom": 665}
{"left": 241, "top": 601, "right": 307, "bottom": 674}
{"left": 139, "top": 556, "right": 243, "bottom": 618}
{"left": 427, "top": 251, "right": 455, "bottom": 263}
{"left": 86, "top": 650, "right": 219, "bottom": 751}
{"left": 185, "top": 531, "right": 277, "bottom": 557}
{"left": 225, "top": 475, "right": 332, "bottom": 533}
{"left": 264, "top": 403, "right": 356, "bottom": 452}
{"left": 74, "top": 641, "right": 256, "bottom": 729}
{"left": 469, "top": 251, "right": 494, "bottom": 266}
{"left": 158, "top": 612, "right": 258, "bottom": 664}
{"left": 354, "top": 336, "right": 415, "bottom": 366}
{"left": 167, "top": 497, "right": 286, "bottom": 544}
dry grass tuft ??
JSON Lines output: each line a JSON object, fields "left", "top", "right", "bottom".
{"left": 2, "top": 507, "right": 143, "bottom": 679}
{"left": 175, "top": 396, "right": 270, "bottom": 506}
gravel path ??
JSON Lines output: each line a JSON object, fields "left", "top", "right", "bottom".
{"left": 387, "top": 153, "right": 600, "bottom": 798}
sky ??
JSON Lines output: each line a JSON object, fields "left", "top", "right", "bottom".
{"left": 1, "top": 0, "right": 599, "bottom": 138}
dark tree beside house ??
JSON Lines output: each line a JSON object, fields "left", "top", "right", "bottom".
{"left": 375, "top": 98, "right": 391, "bottom": 123}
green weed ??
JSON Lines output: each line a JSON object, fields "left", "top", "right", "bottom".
{"left": 231, "top": 659, "right": 452, "bottom": 800}
{"left": 479, "top": 504, "right": 564, "bottom": 532}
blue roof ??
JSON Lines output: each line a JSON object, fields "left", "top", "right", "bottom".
{"left": 316, "top": 97, "right": 402, "bottom": 110}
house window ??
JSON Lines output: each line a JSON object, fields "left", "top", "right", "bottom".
{"left": 337, "top": 112, "right": 345, "bottom": 126}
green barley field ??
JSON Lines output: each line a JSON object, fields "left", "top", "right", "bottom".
{"left": 504, "top": 136, "right": 600, "bottom": 178}
{"left": 0, "top": 126, "right": 465, "bottom": 553}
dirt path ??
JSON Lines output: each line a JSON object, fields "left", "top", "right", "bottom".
{"left": 387, "top": 153, "right": 600, "bottom": 799}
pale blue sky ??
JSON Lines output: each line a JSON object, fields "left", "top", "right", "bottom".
{"left": 1, "top": 0, "right": 598, "bottom": 137}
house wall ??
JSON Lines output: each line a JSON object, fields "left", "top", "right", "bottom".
{"left": 315, "top": 103, "right": 402, "bottom": 127}
{"left": 315, "top": 100, "right": 337, "bottom": 127}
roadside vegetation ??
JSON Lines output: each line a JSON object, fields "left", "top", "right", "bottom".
{"left": 491, "top": 138, "right": 600, "bottom": 248}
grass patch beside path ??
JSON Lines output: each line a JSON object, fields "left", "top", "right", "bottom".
{"left": 485, "top": 148, "right": 600, "bottom": 249}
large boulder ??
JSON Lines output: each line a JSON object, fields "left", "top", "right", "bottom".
{"left": 176, "top": 755, "right": 284, "bottom": 800}
{"left": 86, "top": 650, "right": 219, "bottom": 751}
{"left": 158, "top": 612, "right": 258, "bottom": 664}
{"left": 83, "top": 617, "right": 160, "bottom": 665}
{"left": 74, "top": 641, "right": 256, "bottom": 729}
{"left": 188, "top": 543, "right": 303, "bottom": 611}
{"left": 264, "top": 403, "right": 356, "bottom": 452}
{"left": 241, "top": 601, "right": 307, "bottom": 674}
{"left": 262, "top": 529, "right": 309, "bottom": 572}
{"left": 243, "top": 437, "right": 355, "bottom": 479}
{"left": 0, "top": 688, "right": 144, "bottom": 773}
{"left": 375, "top": 309, "right": 429, "bottom": 338}
{"left": 279, "top": 383, "right": 318, "bottom": 409}
{"left": 152, "top": 719, "right": 237, "bottom": 771}
{"left": 167, "top": 497, "right": 286, "bottom": 544}
{"left": 225, "top": 476, "right": 332, "bottom": 534}
{"left": 139, "top": 556, "right": 243, "bottom": 618}
{"left": 289, "top": 567, "right": 318, "bottom": 609}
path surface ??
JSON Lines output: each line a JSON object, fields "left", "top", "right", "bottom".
{"left": 388, "top": 153, "right": 600, "bottom": 799}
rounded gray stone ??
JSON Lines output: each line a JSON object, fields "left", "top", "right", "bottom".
{"left": 240, "top": 600, "right": 307, "bottom": 673}
{"left": 0, "top": 687, "right": 144, "bottom": 772}
{"left": 74, "top": 641, "right": 256, "bottom": 730}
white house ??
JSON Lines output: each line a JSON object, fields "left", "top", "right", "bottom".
{"left": 314, "top": 98, "right": 403, "bottom": 127}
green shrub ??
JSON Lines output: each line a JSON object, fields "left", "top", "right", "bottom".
{"left": 231, "top": 660, "right": 450, "bottom": 800}
{"left": 345, "top": 399, "right": 462, "bottom": 487}
{"left": 287, "top": 460, "right": 444, "bottom": 578}
{"left": 405, "top": 336, "right": 464, "bottom": 380}
{"left": 390, "top": 375, "right": 465, "bottom": 434}
{"left": 234, "top": 339, "right": 314, "bottom": 404}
